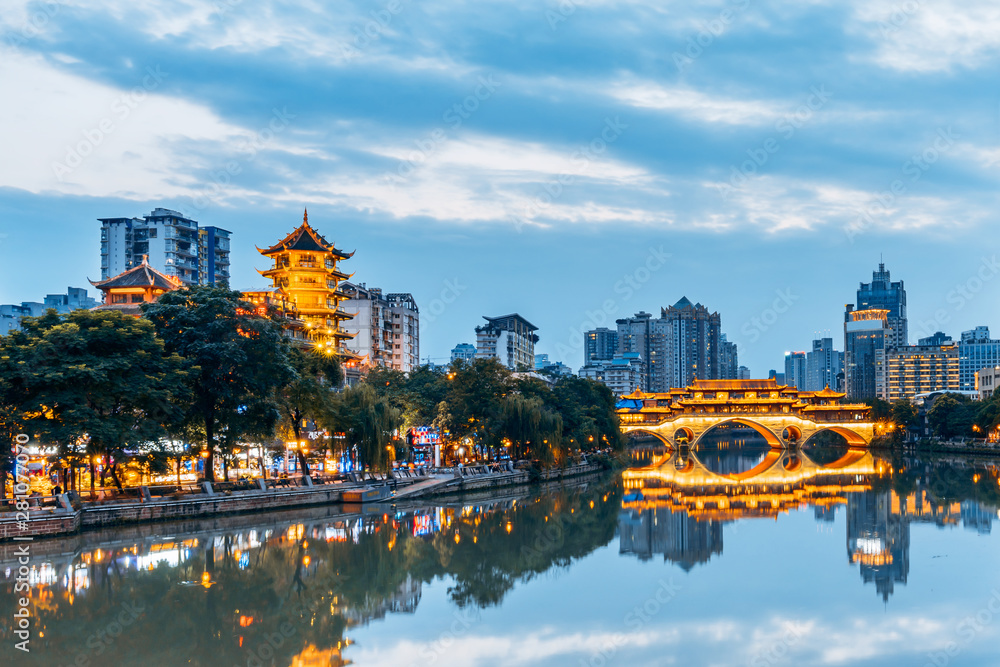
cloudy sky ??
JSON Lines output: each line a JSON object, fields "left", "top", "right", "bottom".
{"left": 2, "top": 0, "right": 999, "bottom": 373}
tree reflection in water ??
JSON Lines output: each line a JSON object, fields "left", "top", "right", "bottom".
{"left": 0, "top": 477, "right": 623, "bottom": 666}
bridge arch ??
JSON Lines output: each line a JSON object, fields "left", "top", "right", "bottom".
{"left": 625, "top": 428, "right": 673, "bottom": 449}
{"left": 692, "top": 418, "right": 782, "bottom": 448}
{"left": 782, "top": 425, "right": 802, "bottom": 444}
{"left": 805, "top": 426, "right": 869, "bottom": 448}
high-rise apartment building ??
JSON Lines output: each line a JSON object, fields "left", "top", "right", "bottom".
{"left": 198, "top": 226, "right": 232, "bottom": 286}
{"left": 613, "top": 299, "right": 728, "bottom": 392}
{"left": 579, "top": 352, "right": 645, "bottom": 395}
{"left": 451, "top": 343, "right": 476, "bottom": 363}
{"left": 585, "top": 327, "right": 619, "bottom": 363}
{"left": 958, "top": 327, "right": 1000, "bottom": 392}
{"left": 341, "top": 282, "right": 420, "bottom": 373}
{"left": 784, "top": 351, "right": 807, "bottom": 389}
{"left": 475, "top": 314, "right": 538, "bottom": 370}
{"left": 845, "top": 306, "right": 889, "bottom": 400}
{"left": 661, "top": 297, "right": 722, "bottom": 389}
{"left": 856, "top": 262, "right": 907, "bottom": 349}
{"left": 879, "top": 342, "right": 960, "bottom": 402}
{"left": 720, "top": 334, "right": 739, "bottom": 380}
{"left": 806, "top": 338, "right": 844, "bottom": 391}
{"left": 99, "top": 208, "right": 231, "bottom": 287}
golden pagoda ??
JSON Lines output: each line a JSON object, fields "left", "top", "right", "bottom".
{"left": 256, "top": 210, "right": 357, "bottom": 357}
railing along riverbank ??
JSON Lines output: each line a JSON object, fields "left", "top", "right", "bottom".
{"left": 0, "top": 460, "right": 610, "bottom": 541}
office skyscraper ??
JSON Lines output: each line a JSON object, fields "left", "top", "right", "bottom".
{"left": 784, "top": 351, "right": 807, "bottom": 389}
{"left": 856, "top": 262, "right": 907, "bottom": 350}
{"left": 844, "top": 306, "right": 888, "bottom": 400}
{"left": 806, "top": 338, "right": 843, "bottom": 391}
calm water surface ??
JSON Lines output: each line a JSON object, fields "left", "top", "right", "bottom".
{"left": 2, "top": 446, "right": 999, "bottom": 667}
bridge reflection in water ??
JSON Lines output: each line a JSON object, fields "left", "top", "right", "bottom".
{"left": 620, "top": 440, "right": 994, "bottom": 601}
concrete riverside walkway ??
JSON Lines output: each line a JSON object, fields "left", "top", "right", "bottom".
{"left": 389, "top": 475, "right": 454, "bottom": 500}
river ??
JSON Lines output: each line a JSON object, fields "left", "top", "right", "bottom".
{"left": 2, "top": 446, "right": 999, "bottom": 666}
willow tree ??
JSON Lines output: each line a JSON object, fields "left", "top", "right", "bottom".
{"left": 502, "top": 394, "right": 562, "bottom": 463}
{"left": 276, "top": 346, "right": 342, "bottom": 477}
{"left": 324, "top": 384, "right": 402, "bottom": 472}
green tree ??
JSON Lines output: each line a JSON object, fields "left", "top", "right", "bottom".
{"left": 7, "top": 309, "right": 188, "bottom": 491}
{"left": 550, "top": 376, "right": 624, "bottom": 451}
{"left": 927, "top": 393, "right": 978, "bottom": 440}
{"left": 435, "top": 358, "right": 512, "bottom": 460}
{"left": 864, "top": 397, "right": 893, "bottom": 422}
{"left": 276, "top": 346, "right": 342, "bottom": 477}
{"left": 144, "top": 287, "right": 292, "bottom": 482}
{"left": 974, "top": 393, "right": 1000, "bottom": 437}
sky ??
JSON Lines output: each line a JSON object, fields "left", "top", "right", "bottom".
{"left": 2, "top": 0, "right": 1000, "bottom": 374}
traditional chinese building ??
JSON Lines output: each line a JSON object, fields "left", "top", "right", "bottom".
{"left": 89, "top": 256, "right": 183, "bottom": 315}
{"left": 253, "top": 210, "right": 357, "bottom": 358}
{"left": 618, "top": 379, "right": 875, "bottom": 447}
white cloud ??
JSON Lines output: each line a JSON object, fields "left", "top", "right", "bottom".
{"left": 851, "top": 0, "right": 1000, "bottom": 72}
{"left": 607, "top": 81, "right": 781, "bottom": 126}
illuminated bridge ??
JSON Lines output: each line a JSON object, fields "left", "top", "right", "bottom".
{"left": 623, "top": 446, "right": 878, "bottom": 518}
{"left": 617, "top": 379, "right": 876, "bottom": 448}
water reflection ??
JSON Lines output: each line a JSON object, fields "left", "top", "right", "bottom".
{"left": 622, "top": 446, "right": 999, "bottom": 603}
{"left": 0, "top": 453, "right": 998, "bottom": 665}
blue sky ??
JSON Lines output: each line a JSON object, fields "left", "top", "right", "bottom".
{"left": 2, "top": 0, "right": 999, "bottom": 373}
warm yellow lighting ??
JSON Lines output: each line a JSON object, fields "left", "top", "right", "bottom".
{"left": 505, "top": 522, "right": 512, "bottom": 533}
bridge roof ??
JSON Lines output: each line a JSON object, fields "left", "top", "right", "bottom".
{"left": 689, "top": 379, "right": 789, "bottom": 391}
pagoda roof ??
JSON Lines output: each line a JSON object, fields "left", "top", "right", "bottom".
{"left": 257, "top": 209, "right": 354, "bottom": 258}
{"left": 805, "top": 386, "right": 846, "bottom": 399}
{"left": 89, "top": 258, "right": 182, "bottom": 292}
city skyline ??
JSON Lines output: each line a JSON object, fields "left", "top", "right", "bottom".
{"left": 3, "top": 1, "right": 1000, "bottom": 376}
{"left": 4, "top": 221, "right": 996, "bottom": 380}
